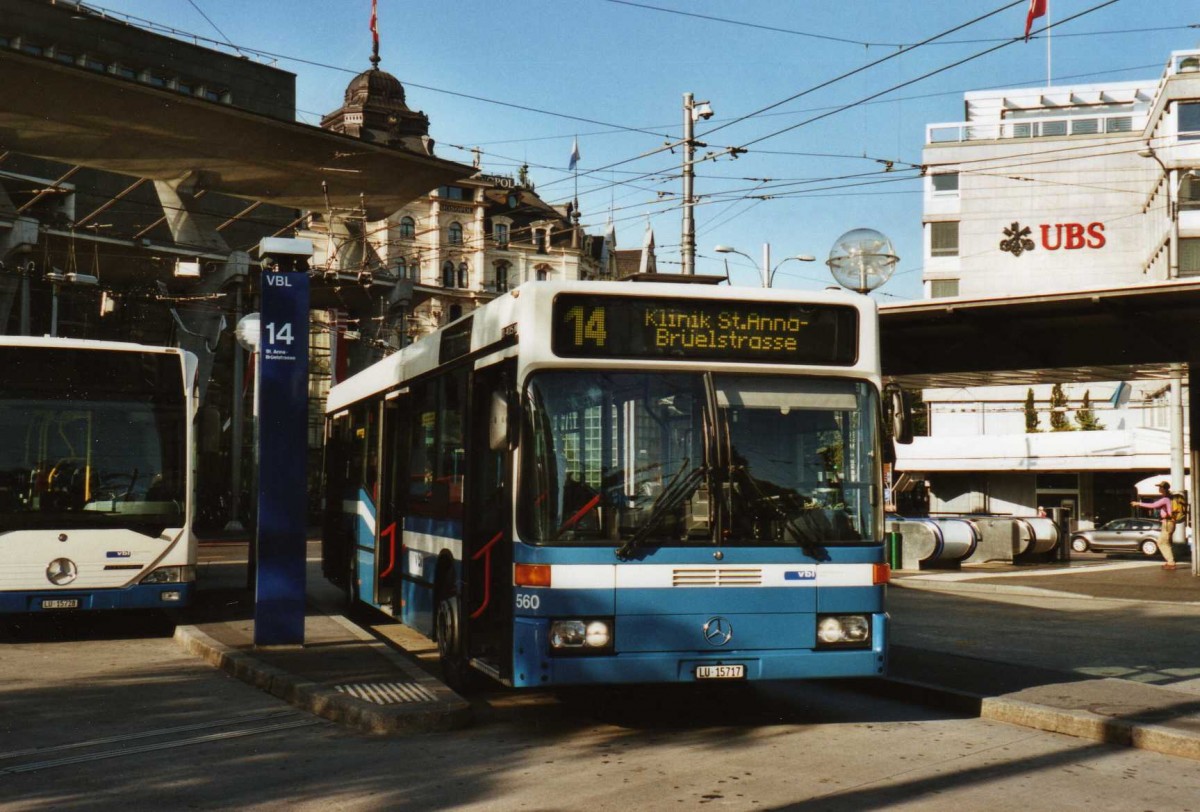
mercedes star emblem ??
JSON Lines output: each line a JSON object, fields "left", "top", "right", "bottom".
{"left": 703, "top": 616, "right": 733, "bottom": 647}
{"left": 47, "top": 558, "right": 78, "bottom": 586}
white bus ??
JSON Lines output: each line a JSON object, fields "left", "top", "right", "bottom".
{"left": 324, "top": 280, "right": 897, "bottom": 689}
{"left": 0, "top": 337, "right": 198, "bottom": 613}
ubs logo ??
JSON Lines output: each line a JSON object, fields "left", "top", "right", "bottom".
{"left": 47, "top": 558, "right": 78, "bottom": 585}
{"left": 1001, "top": 220, "right": 1107, "bottom": 257}
{"left": 1000, "top": 222, "right": 1035, "bottom": 257}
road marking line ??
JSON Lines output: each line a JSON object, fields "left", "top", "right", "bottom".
{"left": 0, "top": 718, "right": 321, "bottom": 776}
{"left": 0, "top": 710, "right": 303, "bottom": 763}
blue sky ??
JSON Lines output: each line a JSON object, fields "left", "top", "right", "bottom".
{"left": 87, "top": 1, "right": 1198, "bottom": 300}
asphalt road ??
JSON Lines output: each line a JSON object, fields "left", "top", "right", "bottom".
{"left": 3, "top": 551, "right": 1200, "bottom": 810}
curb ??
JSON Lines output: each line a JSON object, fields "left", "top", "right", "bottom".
{"left": 981, "top": 696, "right": 1200, "bottom": 762}
{"left": 890, "top": 577, "right": 1200, "bottom": 607}
{"left": 175, "top": 624, "right": 472, "bottom": 735}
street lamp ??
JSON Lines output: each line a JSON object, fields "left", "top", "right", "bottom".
{"left": 713, "top": 243, "right": 815, "bottom": 288}
{"left": 825, "top": 227, "right": 898, "bottom": 295}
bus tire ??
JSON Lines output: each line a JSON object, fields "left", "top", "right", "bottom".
{"left": 435, "top": 572, "right": 473, "bottom": 693}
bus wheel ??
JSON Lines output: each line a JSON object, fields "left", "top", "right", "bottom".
{"left": 435, "top": 574, "right": 473, "bottom": 692}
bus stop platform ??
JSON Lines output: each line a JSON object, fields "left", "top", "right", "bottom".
{"left": 176, "top": 542, "right": 1200, "bottom": 760}
{"left": 175, "top": 542, "right": 472, "bottom": 735}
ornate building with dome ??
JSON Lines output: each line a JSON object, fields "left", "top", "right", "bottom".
{"left": 313, "top": 51, "right": 613, "bottom": 368}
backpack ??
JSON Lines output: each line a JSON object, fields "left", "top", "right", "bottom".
{"left": 1170, "top": 493, "right": 1188, "bottom": 523}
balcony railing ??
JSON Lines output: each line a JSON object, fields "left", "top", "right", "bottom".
{"left": 927, "top": 112, "right": 1138, "bottom": 144}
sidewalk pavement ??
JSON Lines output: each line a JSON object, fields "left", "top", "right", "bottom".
{"left": 177, "top": 541, "right": 1200, "bottom": 761}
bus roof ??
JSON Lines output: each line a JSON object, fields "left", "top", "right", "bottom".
{"left": 326, "top": 280, "right": 879, "bottom": 414}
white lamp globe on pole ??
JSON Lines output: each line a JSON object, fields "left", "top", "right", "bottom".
{"left": 826, "top": 228, "right": 898, "bottom": 294}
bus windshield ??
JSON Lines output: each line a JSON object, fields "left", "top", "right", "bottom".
{"left": 0, "top": 350, "right": 186, "bottom": 536}
{"left": 518, "top": 371, "right": 880, "bottom": 549}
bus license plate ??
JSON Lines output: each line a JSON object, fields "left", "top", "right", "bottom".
{"left": 695, "top": 664, "right": 745, "bottom": 680}
{"left": 42, "top": 598, "right": 79, "bottom": 610}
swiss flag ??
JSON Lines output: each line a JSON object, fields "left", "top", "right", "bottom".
{"left": 1025, "top": 0, "right": 1047, "bottom": 41}
{"left": 370, "top": 0, "right": 379, "bottom": 45}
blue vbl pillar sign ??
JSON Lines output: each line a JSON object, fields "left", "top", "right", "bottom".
{"left": 255, "top": 266, "right": 309, "bottom": 645}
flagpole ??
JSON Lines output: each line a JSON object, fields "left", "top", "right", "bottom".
{"left": 1045, "top": 0, "right": 1051, "bottom": 87}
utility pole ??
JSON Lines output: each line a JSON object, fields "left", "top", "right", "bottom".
{"left": 680, "top": 93, "right": 714, "bottom": 276}
{"left": 681, "top": 92, "right": 696, "bottom": 276}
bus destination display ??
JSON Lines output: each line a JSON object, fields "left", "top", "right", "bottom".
{"left": 551, "top": 294, "right": 858, "bottom": 364}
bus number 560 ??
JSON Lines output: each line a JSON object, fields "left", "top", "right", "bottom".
{"left": 515, "top": 593, "right": 540, "bottom": 611}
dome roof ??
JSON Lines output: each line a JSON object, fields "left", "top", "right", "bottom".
{"left": 343, "top": 68, "right": 410, "bottom": 111}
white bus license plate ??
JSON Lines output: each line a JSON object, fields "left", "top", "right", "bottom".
{"left": 42, "top": 599, "right": 79, "bottom": 610}
{"left": 695, "top": 664, "right": 745, "bottom": 680}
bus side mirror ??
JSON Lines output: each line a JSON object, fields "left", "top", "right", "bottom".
{"left": 887, "top": 387, "right": 913, "bottom": 445}
{"left": 489, "top": 390, "right": 513, "bottom": 452}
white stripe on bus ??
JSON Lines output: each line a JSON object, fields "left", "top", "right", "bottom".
{"left": 402, "top": 531, "right": 462, "bottom": 560}
{"left": 529, "top": 563, "right": 877, "bottom": 589}
{"left": 343, "top": 499, "right": 376, "bottom": 537}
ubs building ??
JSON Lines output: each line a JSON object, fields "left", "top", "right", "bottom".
{"left": 898, "top": 49, "right": 1200, "bottom": 526}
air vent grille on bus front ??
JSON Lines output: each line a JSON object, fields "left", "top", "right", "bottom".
{"left": 672, "top": 567, "right": 762, "bottom": 587}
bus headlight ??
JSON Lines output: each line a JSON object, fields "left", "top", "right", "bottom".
{"left": 140, "top": 566, "right": 195, "bottom": 585}
{"left": 550, "top": 619, "right": 613, "bottom": 654}
{"left": 816, "top": 614, "right": 871, "bottom": 648}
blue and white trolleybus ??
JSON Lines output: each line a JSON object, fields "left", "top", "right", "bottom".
{"left": 323, "top": 280, "right": 899, "bottom": 689}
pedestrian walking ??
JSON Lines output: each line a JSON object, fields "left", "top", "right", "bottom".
{"left": 1131, "top": 481, "right": 1179, "bottom": 570}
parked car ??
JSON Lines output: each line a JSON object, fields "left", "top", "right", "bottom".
{"left": 1070, "top": 517, "right": 1188, "bottom": 558}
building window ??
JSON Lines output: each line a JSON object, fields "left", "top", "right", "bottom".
{"left": 448, "top": 222, "right": 463, "bottom": 245}
{"left": 457, "top": 262, "right": 469, "bottom": 288}
{"left": 495, "top": 261, "right": 510, "bottom": 292}
{"left": 1069, "top": 118, "right": 1098, "bottom": 135}
{"left": 399, "top": 216, "right": 415, "bottom": 239}
{"left": 1181, "top": 238, "right": 1200, "bottom": 277}
{"left": 442, "top": 260, "right": 456, "bottom": 287}
{"left": 1105, "top": 116, "right": 1133, "bottom": 133}
{"left": 930, "top": 221, "right": 959, "bottom": 257}
{"left": 1180, "top": 102, "right": 1200, "bottom": 141}
{"left": 1181, "top": 173, "right": 1200, "bottom": 211}
{"left": 534, "top": 229, "right": 547, "bottom": 253}
{"left": 449, "top": 304, "right": 463, "bottom": 322}
{"left": 438, "top": 186, "right": 473, "bottom": 201}
{"left": 535, "top": 265, "right": 550, "bottom": 282}
{"left": 1143, "top": 390, "right": 1169, "bottom": 430}
{"left": 931, "top": 279, "right": 959, "bottom": 298}
{"left": 931, "top": 173, "right": 958, "bottom": 194}
{"left": 494, "top": 223, "right": 509, "bottom": 247}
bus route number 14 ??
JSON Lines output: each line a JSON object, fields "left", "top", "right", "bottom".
{"left": 264, "top": 322, "right": 295, "bottom": 346}
{"left": 563, "top": 305, "right": 607, "bottom": 348}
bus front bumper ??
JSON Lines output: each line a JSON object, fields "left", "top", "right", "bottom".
{"left": 0, "top": 582, "right": 194, "bottom": 613}
{"left": 511, "top": 614, "right": 887, "bottom": 688}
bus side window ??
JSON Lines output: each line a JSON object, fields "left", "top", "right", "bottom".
{"left": 407, "top": 382, "right": 438, "bottom": 513}
{"left": 438, "top": 369, "right": 467, "bottom": 519}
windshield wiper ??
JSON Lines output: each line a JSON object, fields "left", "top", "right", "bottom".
{"left": 615, "top": 458, "right": 704, "bottom": 561}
